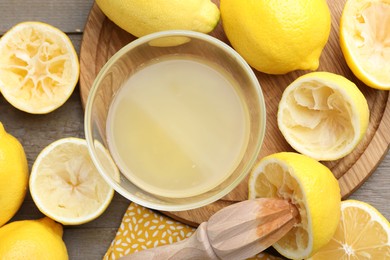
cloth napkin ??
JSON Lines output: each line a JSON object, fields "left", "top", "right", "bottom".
{"left": 104, "top": 202, "right": 282, "bottom": 260}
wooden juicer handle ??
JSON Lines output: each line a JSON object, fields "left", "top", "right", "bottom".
{"left": 120, "top": 198, "right": 299, "bottom": 260}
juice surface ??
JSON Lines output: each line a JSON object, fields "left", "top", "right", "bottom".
{"left": 106, "top": 56, "right": 250, "bottom": 198}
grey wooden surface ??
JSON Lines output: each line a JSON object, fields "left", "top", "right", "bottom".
{"left": 1, "top": 1, "right": 389, "bottom": 259}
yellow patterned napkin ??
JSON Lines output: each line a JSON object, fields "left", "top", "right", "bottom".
{"left": 104, "top": 202, "right": 282, "bottom": 260}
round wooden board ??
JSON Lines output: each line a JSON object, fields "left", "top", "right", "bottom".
{"left": 80, "top": 1, "right": 390, "bottom": 227}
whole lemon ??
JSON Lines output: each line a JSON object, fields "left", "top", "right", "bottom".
{"left": 0, "top": 217, "right": 68, "bottom": 259}
{"left": 0, "top": 122, "right": 28, "bottom": 227}
{"left": 96, "top": 0, "right": 220, "bottom": 38}
{"left": 220, "top": 0, "right": 331, "bottom": 74}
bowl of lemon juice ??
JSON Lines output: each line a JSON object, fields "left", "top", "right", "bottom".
{"left": 85, "top": 30, "right": 266, "bottom": 211}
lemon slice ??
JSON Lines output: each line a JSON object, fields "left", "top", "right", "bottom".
{"left": 277, "top": 72, "right": 369, "bottom": 161}
{"left": 248, "top": 152, "right": 341, "bottom": 259}
{"left": 309, "top": 200, "right": 390, "bottom": 259}
{"left": 0, "top": 21, "right": 79, "bottom": 114}
{"left": 30, "top": 138, "right": 118, "bottom": 225}
{"left": 340, "top": 0, "right": 390, "bottom": 90}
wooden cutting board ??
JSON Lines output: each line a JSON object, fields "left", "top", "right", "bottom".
{"left": 80, "top": 0, "right": 390, "bottom": 226}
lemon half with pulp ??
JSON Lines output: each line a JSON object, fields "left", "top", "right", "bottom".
{"left": 248, "top": 152, "right": 341, "bottom": 259}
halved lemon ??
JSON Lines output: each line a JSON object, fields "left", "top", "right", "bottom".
{"left": 309, "top": 200, "right": 390, "bottom": 259}
{"left": 340, "top": 0, "right": 390, "bottom": 90}
{"left": 277, "top": 72, "right": 369, "bottom": 161}
{"left": 30, "top": 138, "right": 118, "bottom": 225}
{"left": 0, "top": 21, "right": 79, "bottom": 114}
{"left": 248, "top": 152, "right": 341, "bottom": 259}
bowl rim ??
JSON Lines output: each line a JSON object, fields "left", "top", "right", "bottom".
{"left": 84, "top": 29, "right": 266, "bottom": 211}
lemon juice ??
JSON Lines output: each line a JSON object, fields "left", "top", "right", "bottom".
{"left": 106, "top": 56, "right": 250, "bottom": 198}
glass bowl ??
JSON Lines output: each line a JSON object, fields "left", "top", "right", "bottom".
{"left": 84, "top": 30, "right": 266, "bottom": 211}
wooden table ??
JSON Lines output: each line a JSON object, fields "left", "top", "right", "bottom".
{"left": 1, "top": 1, "right": 389, "bottom": 259}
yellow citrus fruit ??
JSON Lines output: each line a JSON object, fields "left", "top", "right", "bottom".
{"left": 248, "top": 152, "right": 341, "bottom": 259}
{"left": 340, "top": 0, "right": 390, "bottom": 90}
{"left": 0, "top": 122, "right": 28, "bottom": 227}
{"left": 309, "top": 200, "right": 390, "bottom": 259}
{"left": 0, "top": 217, "right": 68, "bottom": 259}
{"left": 95, "top": 0, "right": 220, "bottom": 38}
{"left": 30, "top": 138, "right": 118, "bottom": 225}
{"left": 277, "top": 72, "right": 369, "bottom": 161}
{"left": 220, "top": 0, "right": 331, "bottom": 74}
{"left": 0, "top": 21, "right": 79, "bottom": 114}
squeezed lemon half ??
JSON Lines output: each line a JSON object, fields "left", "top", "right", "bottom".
{"left": 248, "top": 152, "right": 341, "bottom": 259}
{"left": 30, "top": 138, "right": 118, "bottom": 225}
{"left": 0, "top": 21, "right": 79, "bottom": 114}
{"left": 277, "top": 72, "right": 369, "bottom": 161}
{"left": 340, "top": 0, "right": 390, "bottom": 90}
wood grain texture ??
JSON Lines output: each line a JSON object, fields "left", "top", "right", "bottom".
{"left": 0, "top": 1, "right": 389, "bottom": 260}
{"left": 0, "top": 0, "right": 94, "bottom": 34}
{"left": 79, "top": 1, "right": 390, "bottom": 226}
